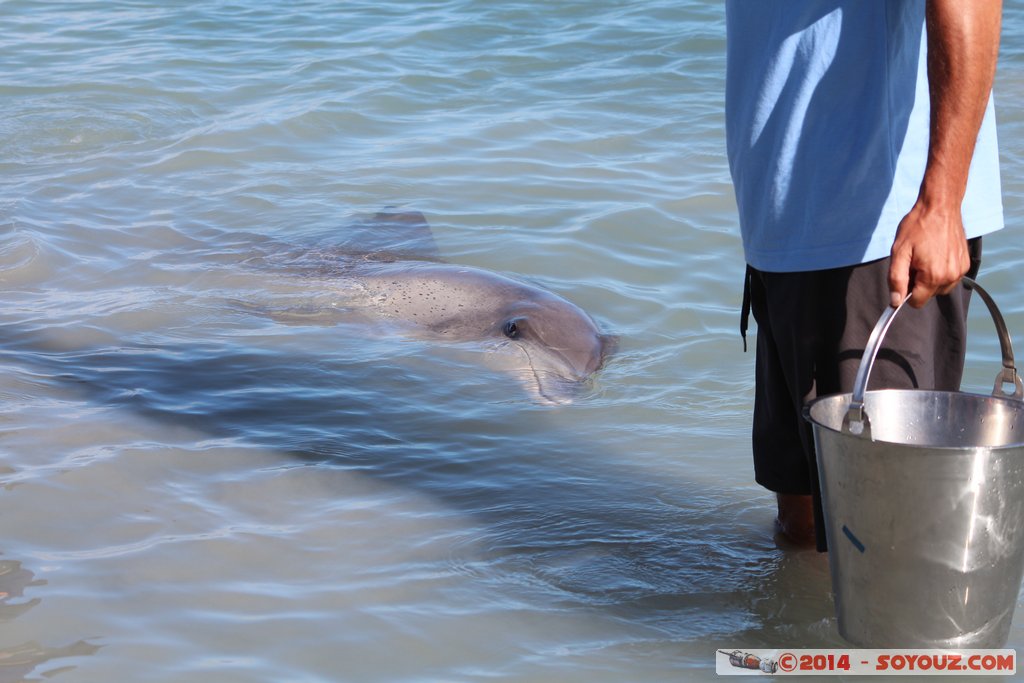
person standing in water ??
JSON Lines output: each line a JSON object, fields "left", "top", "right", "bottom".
{"left": 725, "top": 1, "right": 1004, "bottom": 549}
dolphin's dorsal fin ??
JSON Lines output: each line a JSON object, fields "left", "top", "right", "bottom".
{"left": 341, "top": 210, "right": 441, "bottom": 261}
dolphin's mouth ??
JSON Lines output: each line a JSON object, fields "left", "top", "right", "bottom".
{"left": 513, "top": 342, "right": 591, "bottom": 405}
{"left": 530, "top": 371, "right": 586, "bottom": 405}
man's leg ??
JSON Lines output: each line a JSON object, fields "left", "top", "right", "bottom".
{"left": 748, "top": 268, "right": 831, "bottom": 549}
{"left": 776, "top": 493, "right": 816, "bottom": 546}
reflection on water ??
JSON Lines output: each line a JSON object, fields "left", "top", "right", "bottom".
{"left": 0, "top": 558, "right": 100, "bottom": 683}
{"left": 0, "top": 560, "right": 44, "bottom": 621}
{"left": 0, "top": 641, "right": 101, "bottom": 683}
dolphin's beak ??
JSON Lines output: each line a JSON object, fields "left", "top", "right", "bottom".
{"left": 512, "top": 367, "right": 581, "bottom": 406}
{"left": 511, "top": 341, "right": 599, "bottom": 405}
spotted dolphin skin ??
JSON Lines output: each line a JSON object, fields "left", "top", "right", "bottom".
{"left": 342, "top": 212, "right": 614, "bottom": 404}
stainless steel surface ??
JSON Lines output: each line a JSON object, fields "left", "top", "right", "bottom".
{"left": 805, "top": 279, "right": 1024, "bottom": 648}
{"left": 842, "top": 297, "right": 907, "bottom": 439}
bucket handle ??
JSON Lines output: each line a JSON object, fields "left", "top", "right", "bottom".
{"left": 843, "top": 277, "right": 1024, "bottom": 438}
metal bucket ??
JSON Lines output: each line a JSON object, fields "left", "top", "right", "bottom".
{"left": 805, "top": 278, "right": 1024, "bottom": 648}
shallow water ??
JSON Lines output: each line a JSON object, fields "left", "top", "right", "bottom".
{"left": 2, "top": 1, "right": 1024, "bottom": 681}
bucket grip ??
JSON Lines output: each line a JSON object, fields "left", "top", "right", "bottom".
{"left": 844, "top": 277, "right": 1023, "bottom": 438}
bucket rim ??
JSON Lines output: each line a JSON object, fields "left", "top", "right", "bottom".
{"left": 804, "top": 388, "right": 1024, "bottom": 451}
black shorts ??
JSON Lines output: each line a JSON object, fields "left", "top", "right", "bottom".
{"left": 746, "top": 238, "right": 982, "bottom": 550}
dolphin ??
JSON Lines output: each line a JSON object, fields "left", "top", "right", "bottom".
{"left": 277, "top": 211, "right": 614, "bottom": 404}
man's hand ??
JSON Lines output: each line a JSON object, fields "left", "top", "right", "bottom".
{"left": 889, "top": 201, "right": 970, "bottom": 309}
{"left": 887, "top": 0, "right": 1001, "bottom": 309}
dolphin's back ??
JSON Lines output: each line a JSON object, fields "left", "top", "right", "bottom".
{"left": 339, "top": 211, "right": 440, "bottom": 261}
{"left": 352, "top": 262, "right": 536, "bottom": 335}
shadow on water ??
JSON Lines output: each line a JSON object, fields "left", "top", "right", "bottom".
{"left": 0, "top": 324, "right": 838, "bottom": 655}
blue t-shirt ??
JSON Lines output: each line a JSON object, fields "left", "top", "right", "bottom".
{"left": 725, "top": 1, "right": 1003, "bottom": 273}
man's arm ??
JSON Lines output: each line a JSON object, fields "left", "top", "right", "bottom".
{"left": 888, "top": 0, "right": 1002, "bottom": 309}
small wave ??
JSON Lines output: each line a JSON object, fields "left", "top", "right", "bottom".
{"left": 0, "top": 228, "right": 72, "bottom": 287}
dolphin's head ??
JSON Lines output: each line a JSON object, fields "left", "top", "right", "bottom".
{"left": 493, "top": 295, "right": 614, "bottom": 404}
{"left": 350, "top": 261, "right": 614, "bottom": 404}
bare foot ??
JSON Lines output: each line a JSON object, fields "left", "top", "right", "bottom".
{"left": 775, "top": 493, "right": 817, "bottom": 547}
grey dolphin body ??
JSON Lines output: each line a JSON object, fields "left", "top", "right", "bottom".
{"left": 336, "top": 212, "right": 613, "bottom": 404}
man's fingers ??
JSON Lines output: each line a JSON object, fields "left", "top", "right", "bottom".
{"left": 937, "top": 278, "right": 963, "bottom": 296}
{"left": 910, "top": 279, "right": 940, "bottom": 309}
{"left": 888, "top": 248, "right": 912, "bottom": 308}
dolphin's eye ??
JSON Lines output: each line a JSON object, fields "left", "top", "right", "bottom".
{"left": 503, "top": 320, "right": 520, "bottom": 339}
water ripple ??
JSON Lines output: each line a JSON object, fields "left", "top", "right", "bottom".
{"left": 0, "top": 0, "right": 1021, "bottom": 680}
